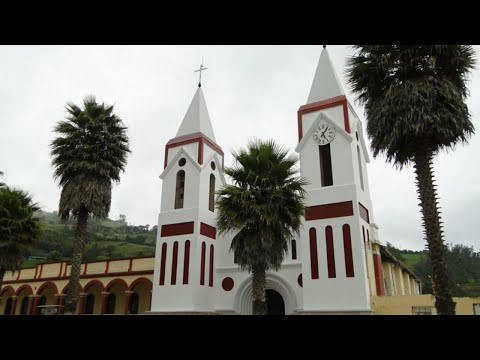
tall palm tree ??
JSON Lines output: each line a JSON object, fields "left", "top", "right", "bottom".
{"left": 51, "top": 95, "right": 130, "bottom": 314}
{"left": 216, "top": 139, "right": 306, "bottom": 315}
{"left": 347, "top": 45, "right": 475, "bottom": 315}
{"left": 0, "top": 186, "right": 41, "bottom": 289}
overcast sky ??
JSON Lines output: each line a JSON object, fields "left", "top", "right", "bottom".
{"left": 0, "top": 45, "right": 478, "bottom": 252}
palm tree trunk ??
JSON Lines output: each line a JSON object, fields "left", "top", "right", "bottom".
{"left": 252, "top": 266, "right": 267, "bottom": 315}
{"left": 64, "top": 207, "right": 89, "bottom": 314}
{"left": 413, "top": 151, "right": 455, "bottom": 315}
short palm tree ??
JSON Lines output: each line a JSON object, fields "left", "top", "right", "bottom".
{"left": 347, "top": 45, "right": 475, "bottom": 315}
{"left": 51, "top": 95, "right": 130, "bottom": 314}
{"left": 216, "top": 139, "right": 306, "bottom": 315}
{"left": 0, "top": 186, "right": 41, "bottom": 289}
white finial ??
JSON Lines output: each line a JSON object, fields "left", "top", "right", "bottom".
{"left": 194, "top": 57, "right": 208, "bottom": 88}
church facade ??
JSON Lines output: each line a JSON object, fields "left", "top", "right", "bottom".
{"left": 150, "top": 47, "right": 416, "bottom": 315}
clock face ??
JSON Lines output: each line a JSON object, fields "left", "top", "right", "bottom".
{"left": 313, "top": 123, "right": 336, "bottom": 146}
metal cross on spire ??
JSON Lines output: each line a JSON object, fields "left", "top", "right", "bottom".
{"left": 194, "top": 58, "right": 208, "bottom": 88}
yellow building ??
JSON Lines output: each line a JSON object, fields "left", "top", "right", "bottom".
{"left": 1, "top": 246, "right": 478, "bottom": 315}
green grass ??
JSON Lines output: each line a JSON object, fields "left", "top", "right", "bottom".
{"left": 401, "top": 253, "right": 425, "bottom": 269}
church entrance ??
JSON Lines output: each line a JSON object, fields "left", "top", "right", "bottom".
{"left": 266, "top": 289, "right": 285, "bottom": 315}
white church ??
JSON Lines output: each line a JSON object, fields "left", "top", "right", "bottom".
{"left": 150, "top": 47, "right": 398, "bottom": 315}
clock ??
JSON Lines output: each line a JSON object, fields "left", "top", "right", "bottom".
{"left": 313, "top": 123, "right": 336, "bottom": 146}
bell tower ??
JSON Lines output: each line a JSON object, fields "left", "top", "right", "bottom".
{"left": 151, "top": 77, "right": 225, "bottom": 313}
{"left": 297, "top": 47, "right": 375, "bottom": 313}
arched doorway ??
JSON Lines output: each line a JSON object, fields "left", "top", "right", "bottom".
{"left": 129, "top": 292, "right": 139, "bottom": 314}
{"left": 105, "top": 293, "right": 116, "bottom": 314}
{"left": 85, "top": 294, "right": 95, "bottom": 314}
{"left": 266, "top": 289, "right": 285, "bottom": 315}
{"left": 4, "top": 298, "right": 13, "bottom": 315}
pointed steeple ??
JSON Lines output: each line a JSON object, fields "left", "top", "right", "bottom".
{"left": 176, "top": 87, "right": 217, "bottom": 142}
{"left": 307, "top": 47, "right": 345, "bottom": 104}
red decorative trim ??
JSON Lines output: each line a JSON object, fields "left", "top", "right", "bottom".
{"left": 171, "top": 242, "right": 179, "bottom": 285}
{"left": 159, "top": 243, "right": 167, "bottom": 286}
{"left": 100, "top": 293, "right": 108, "bottom": 315}
{"left": 200, "top": 222, "right": 216, "bottom": 240}
{"left": 209, "top": 245, "right": 214, "bottom": 287}
{"left": 38, "top": 264, "right": 44, "bottom": 278}
{"left": 222, "top": 277, "right": 234, "bottom": 291}
{"left": 373, "top": 253, "right": 385, "bottom": 296}
{"left": 58, "top": 263, "right": 63, "bottom": 277}
{"left": 15, "top": 284, "right": 33, "bottom": 296}
{"left": 325, "top": 226, "right": 336, "bottom": 278}
{"left": 16, "top": 269, "right": 21, "bottom": 280}
{"left": 309, "top": 228, "right": 319, "bottom": 280}
{"left": 200, "top": 242, "right": 206, "bottom": 286}
{"left": 128, "top": 277, "right": 153, "bottom": 291}
{"left": 34, "top": 266, "right": 38, "bottom": 279}
{"left": 183, "top": 240, "right": 190, "bottom": 284}
{"left": 161, "top": 222, "right": 194, "bottom": 237}
{"left": 28, "top": 297, "right": 35, "bottom": 315}
{"left": 124, "top": 291, "right": 132, "bottom": 315}
{"left": 58, "top": 295, "right": 65, "bottom": 315}
{"left": 105, "top": 278, "right": 129, "bottom": 292}
{"left": 63, "top": 263, "right": 68, "bottom": 277}
{"left": 342, "top": 224, "right": 354, "bottom": 277}
{"left": 128, "top": 259, "right": 133, "bottom": 272}
{"left": 36, "top": 281, "right": 59, "bottom": 295}
{"left": 297, "top": 95, "right": 350, "bottom": 142}
{"left": 83, "top": 280, "right": 105, "bottom": 292}
{"left": 32, "top": 297, "right": 40, "bottom": 315}
{"left": 83, "top": 263, "right": 88, "bottom": 275}
{"left": 3, "top": 270, "right": 154, "bottom": 285}
{"left": 0, "top": 285, "right": 14, "bottom": 296}
{"left": 359, "top": 202, "right": 370, "bottom": 223}
{"left": 298, "top": 274, "right": 303, "bottom": 287}
{"left": 291, "top": 240, "right": 297, "bottom": 260}
{"left": 164, "top": 132, "right": 224, "bottom": 169}
{"left": 78, "top": 294, "right": 86, "bottom": 315}
{"left": 305, "top": 201, "right": 353, "bottom": 221}
{"left": 105, "top": 260, "right": 110, "bottom": 274}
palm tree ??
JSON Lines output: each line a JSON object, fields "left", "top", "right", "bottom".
{"left": 216, "top": 139, "right": 306, "bottom": 315}
{"left": 51, "top": 95, "right": 130, "bottom": 314}
{"left": 0, "top": 171, "right": 5, "bottom": 187}
{"left": 0, "top": 186, "right": 41, "bottom": 289}
{"left": 346, "top": 45, "right": 475, "bottom": 315}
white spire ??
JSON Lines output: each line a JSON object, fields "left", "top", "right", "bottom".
{"left": 176, "top": 87, "right": 217, "bottom": 142}
{"left": 307, "top": 47, "right": 345, "bottom": 104}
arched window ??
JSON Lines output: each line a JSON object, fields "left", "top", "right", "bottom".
{"left": 20, "top": 297, "right": 29, "bottom": 315}
{"left": 343, "top": 224, "right": 354, "bottom": 277}
{"left": 325, "top": 226, "right": 336, "bottom": 278}
{"left": 106, "top": 293, "right": 116, "bottom": 314}
{"left": 319, "top": 144, "right": 333, "bottom": 187}
{"left": 209, "top": 174, "right": 215, "bottom": 212}
{"left": 159, "top": 242, "right": 167, "bottom": 286}
{"left": 209, "top": 245, "right": 214, "bottom": 287}
{"left": 175, "top": 170, "right": 185, "bottom": 209}
{"left": 200, "top": 242, "right": 206, "bottom": 286}
{"left": 171, "top": 241, "right": 179, "bottom": 285}
{"left": 291, "top": 240, "right": 297, "bottom": 260}
{"left": 309, "top": 228, "right": 319, "bottom": 279}
{"left": 85, "top": 294, "right": 95, "bottom": 314}
{"left": 357, "top": 145, "right": 364, "bottom": 191}
{"left": 183, "top": 240, "right": 190, "bottom": 284}
{"left": 129, "top": 292, "right": 139, "bottom": 315}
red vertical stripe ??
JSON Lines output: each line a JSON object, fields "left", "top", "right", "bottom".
{"left": 309, "top": 228, "right": 319, "bottom": 279}
{"left": 209, "top": 245, "right": 214, "bottom": 287}
{"left": 183, "top": 240, "right": 190, "bottom": 284}
{"left": 200, "top": 242, "right": 206, "bottom": 285}
{"left": 343, "top": 224, "right": 354, "bottom": 277}
{"left": 159, "top": 243, "right": 167, "bottom": 286}
{"left": 325, "top": 226, "right": 336, "bottom": 278}
{"left": 373, "top": 253, "right": 385, "bottom": 296}
{"left": 171, "top": 242, "right": 179, "bottom": 285}
{"left": 292, "top": 240, "right": 297, "bottom": 260}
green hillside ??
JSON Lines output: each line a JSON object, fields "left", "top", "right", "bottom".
{"left": 394, "top": 244, "right": 480, "bottom": 298}
{"left": 23, "top": 210, "right": 156, "bottom": 267}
